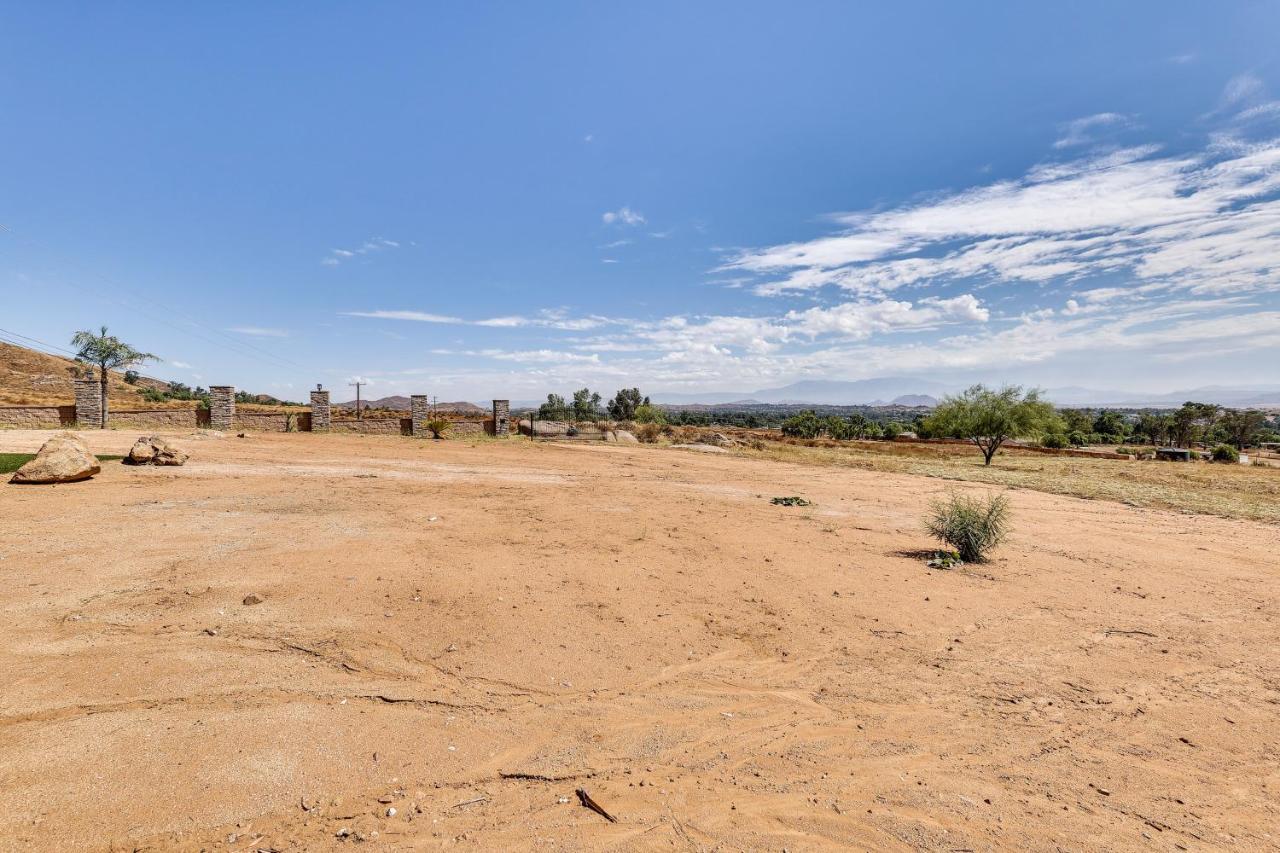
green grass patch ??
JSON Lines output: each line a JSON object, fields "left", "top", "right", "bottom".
{"left": 0, "top": 453, "right": 124, "bottom": 474}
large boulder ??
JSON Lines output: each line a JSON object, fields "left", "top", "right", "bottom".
{"left": 10, "top": 433, "right": 101, "bottom": 484}
{"left": 125, "top": 436, "right": 189, "bottom": 466}
{"left": 613, "top": 430, "right": 639, "bottom": 444}
{"left": 520, "top": 419, "right": 571, "bottom": 437}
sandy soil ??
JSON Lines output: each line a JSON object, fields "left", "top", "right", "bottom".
{"left": 1, "top": 429, "right": 1277, "bottom": 851}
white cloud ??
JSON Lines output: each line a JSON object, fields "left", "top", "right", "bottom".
{"left": 168, "top": 360, "right": 193, "bottom": 369}
{"left": 725, "top": 138, "right": 1280, "bottom": 300}
{"left": 227, "top": 326, "right": 289, "bottom": 337}
{"left": 342, "top": 310, "right": 463, "bottom": 324}
{"left": 602, "top": 206, "right": 646, "bottom": 226}
{"left": 322, "top": 237, "right": 401, "bottom": 266}
{"left": 1052, "top": 112, "right": 1132, "bottom": 149}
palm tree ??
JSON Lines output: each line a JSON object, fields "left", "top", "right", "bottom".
{"left": 70, "top": 326, "right": 156, "bottom": 428}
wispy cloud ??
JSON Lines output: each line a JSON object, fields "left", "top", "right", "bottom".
{"left": 1052, "top": 112, "right": 1132, "bottom": 148}
{"left": 227, "top": 326, "right": 289, "bottom": 337}
{"left": 321, "top": 237, "right": 401, "bottom": 267}
{"left": 168, "top": 360, "right": 193, "bottom": 369}
{"left": 602, "top": 206, "right": 645, "bottom": 226}
{"left": 723, "top": 138, "right": 1280, "bottom": 300}
{"left": 343, "top": 307, "right": 614, "bottom": 331}
{"left": 342, "top": 310, "right": 463, "bottom": 324}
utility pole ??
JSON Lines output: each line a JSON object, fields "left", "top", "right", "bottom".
{"left": 348, "top": 380, "right": 366, "bottom": 420}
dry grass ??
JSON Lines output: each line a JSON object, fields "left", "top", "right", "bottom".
{"left": 747, "top": 438, "right": 1280, "bottom": 524}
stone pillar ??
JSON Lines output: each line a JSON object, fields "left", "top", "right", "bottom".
{"left": 209, "top": 386, "right": 235, "bottom": 432}
{"left": 310, "top": 389, "right": 331, "bottom": 431}
{"left": 74, "top": 379, "right": 103, "bottom": 429}
{"left": 492, "top": 399, "right": 510, "bottom": 437}
{"left": 411, "top": 395, "right": 430, "bottom": 437}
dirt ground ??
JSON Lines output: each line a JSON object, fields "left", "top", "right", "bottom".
{"left": 1, "top": 430, "right": 1277, "bottom": 852}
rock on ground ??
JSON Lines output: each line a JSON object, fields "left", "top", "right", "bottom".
{"left": 613, "top": 430, "right": 639, "bottom": 444}
{"left": 9, "top": 432, "right": 101, "bottom": 484}
{"left": 125, "top": 436, "right": 189, "bottom": 466}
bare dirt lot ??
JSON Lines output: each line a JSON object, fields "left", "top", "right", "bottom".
{"left": 2, "top": 430, "right": 1278, "bottom": 851}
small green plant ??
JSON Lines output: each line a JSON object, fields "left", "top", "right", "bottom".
{"left": 926, "top": 550, "right": 963, "bottom": 569}
{"left": 923, "top": 490, "right": 1010, "bottom": 563}
{"left": 424, "top": 418, "right": 451, "bottom": 439}
{"left": 771, "top": 496, "right": 812, "bottom": 506}
{"left": 1211, "top": 444, "right": 1239, "bottom": 463}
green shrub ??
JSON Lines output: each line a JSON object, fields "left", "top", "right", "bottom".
{"left": 1067, "top": 430, "right": 1087, "bottom": 447}
{"left": 424, "top": 418, "right": 451, "bottom": 439}
{"left": 1211, "top": 444, "right": 1239, "bottom": 463}
{"left": 923, "top": 491, "right": 1011, "bottom": 563}
{"left": 633, "top": 404, "right": 667, "bottom": 424}
{"left": 1040, "top": 433, "right": 1068, "bottom": 449}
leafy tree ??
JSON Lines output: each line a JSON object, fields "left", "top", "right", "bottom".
{"left": 1220, "top": 409, "right": 1266, "bottom": 449}
{"left": 607, "top": 387, "right": 645, "bottom": 420}
{"left": 922, "top": 384, "right": 1060, "bottom": 466}
{"left": 882, "top": 421, "right": 905, "bottom": 439}
{"left": 823, "top": 416, "right": 852, "bottom": 439}
{"left": 123, "top": 369, "right": 140, "bottom": 385}
{"left": 1058, "top": 408, "right": 1094, "bottom": 434}
{"left": 571, "top": 387, "right": 601, "bottom": 421}
{"left": 1092, "top": 410, "right": 1128, "bottom": 439}
{"left": 71, "top": 326, "right": 156, "bottom": 428}
{"left": 537, "top": 393, "right": 568, "bottom": 420}
{"left": 780, "top": 410, "right": 821, "bottom": 438}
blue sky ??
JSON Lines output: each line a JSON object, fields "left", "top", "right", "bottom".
{"left": 3, "top": 2, "right": 1280, "bottom": 402}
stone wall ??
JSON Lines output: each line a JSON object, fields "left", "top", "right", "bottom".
{"left": 329, "top": 417, "right": 412, "bottom": 435}
{"left": 235, "top": 411, "right": 304, "bottom": 432}
{"left": 209, "top": 386, "right": 235, "bottom": 431}
{"left": 109, "top": 409, "right": 201, "bottom": 429}
{"left": 73, "top": 379, "right": 102, "bottom": 428}
{"left": 0, "top": 405, "right": 77, "bottom": 428}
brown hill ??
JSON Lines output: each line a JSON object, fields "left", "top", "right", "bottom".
{"left": 0, "top": 340, "right": 180, "bottom": 407}
{"left": 337, "top": 395, "right": 487, "bottom": 415}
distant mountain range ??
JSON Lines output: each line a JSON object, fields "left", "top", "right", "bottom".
{"left": 648, "top": 378, "right": 1280, "bottom": 408}
{"left": 651, "top": 378, "right": 953, "bottom": 406}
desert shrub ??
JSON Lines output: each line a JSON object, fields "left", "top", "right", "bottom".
{"left": 1211, "top": 444, "right": 1239, "bottom": 463}
{"left": 923, "top": 491, "right": 1011, "bottom": 563}
{"left": 595, "top": 420, "right": 617, "bottom": 432}
{"left": 424, "top": 418, "right": 451, "bottom": 439}
{"left": 635, "top": 422, "right": 662, "bottom": 443}
{"left": 1040, "top": 432, "right": 1068, "bottom": 449}
{"left": 1067, "top": 430, "right": 1087, "bottom": 447}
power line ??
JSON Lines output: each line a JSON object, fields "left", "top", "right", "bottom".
{"left": 0, "top": 325, "right": 81, "bottom": 358}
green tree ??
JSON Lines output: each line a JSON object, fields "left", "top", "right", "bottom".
{"left": 71, "top": 326, "right": 156, "bottom": 428}
{"left": 537, "top": 393, "right": 568, "bottom": 420}
{"left": 1220, "top": 409, "right": 1266, "bottom": 450}
{"left": 607, "top": 388, "right": 645, "bottom": 420}
{"left": 780, "top": 410, "right": 821, "bottom": 438}
{"left": 922, "top": 384, "right": 1060, "bottom": 466}
{"left": 571, "top": 387, "right": 599, "bottom": 421}
{"left": 1092, "top": 409, "right": 1128, "bottom": 440}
